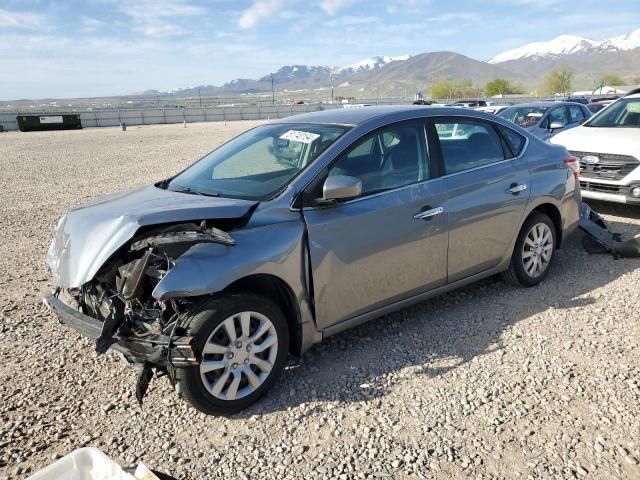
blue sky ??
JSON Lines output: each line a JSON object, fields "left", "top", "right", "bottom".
{"left": 0, "top": 0, "right": 639, "bottom": 100}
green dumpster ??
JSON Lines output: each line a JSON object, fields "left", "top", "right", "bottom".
{"left": 17, "top": 114, "right": 82, "bottom": 132}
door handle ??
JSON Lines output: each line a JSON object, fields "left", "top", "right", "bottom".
{"left": 414, "top": 206, "right": 444, "bottom": 220}
{"left": 506, "top": 183, "right": 527, "bottom": 195}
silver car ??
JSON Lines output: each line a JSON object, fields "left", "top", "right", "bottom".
{"left": 498, "top": 101, "right": 592, "bottom": 141}
{"left": 45, "top": 106, "right": 581, "bottom": 415}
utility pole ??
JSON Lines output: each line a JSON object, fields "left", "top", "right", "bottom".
{"left": 330, "top": 72, "right": 334, "bottom": 103}
{"left": 271, "top": 73, "right": 275, "bottom": 105}
{"left": 198, "top": 88, "right": 202, "bottom": 107}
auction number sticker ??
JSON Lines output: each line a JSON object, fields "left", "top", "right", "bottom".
{"left": 280, "top": 130, "right": 320, "bottom": 143}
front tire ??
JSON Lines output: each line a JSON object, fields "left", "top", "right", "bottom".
{"left": 177, "top": 293, "right": 289, "bottom": 415}
{"left": 501, "top": 212, "right": 556, "bottom": 287}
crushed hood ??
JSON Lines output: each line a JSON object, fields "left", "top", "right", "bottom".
{"left": 47, "top": 185, "right": 258, "bottom": 289}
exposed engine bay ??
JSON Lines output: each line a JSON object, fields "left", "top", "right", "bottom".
{"left": 51, "top": 221, "right": 236, "bottom": 403}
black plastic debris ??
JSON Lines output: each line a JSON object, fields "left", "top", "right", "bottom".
{"left": 579, "top": 203, "right": 640, "bottom": 258}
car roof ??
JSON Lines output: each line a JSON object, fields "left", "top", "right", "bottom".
{"left": 271, "top": 105, "right": 498, "bottom": 127}
{"left": 505, "top": 101, "right": 585, "bottom": 108}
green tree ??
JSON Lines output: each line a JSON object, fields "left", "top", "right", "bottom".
{"left": 484, "top": 78, "right": 523, "bottom": 96}
{"left": 430, "top": 79, "right": 454, "bottom": 99}
{"left": 430, "top": 79, "right": 477, "bottom": 99}
{"left": 598, "top": 74, "right": 625, "bottom": 86}
{"left": 541, "top": 66, "right": 573, "bottom": 95}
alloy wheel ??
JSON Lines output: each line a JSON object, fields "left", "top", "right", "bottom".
{"left": 522, "top": 222, "right": 553, "bottom": 278}
{"left": 199, "top": 311, "right": 278, "bottom": 401}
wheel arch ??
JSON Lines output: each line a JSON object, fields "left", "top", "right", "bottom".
{"left": 527, "top": 202, "right": 563, "bottom": 248}
{"left": 223, "top": 273, "right": 304, "bottom": 356}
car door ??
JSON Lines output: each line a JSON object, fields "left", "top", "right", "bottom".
{"left": 302, "top": 120, "right": 448, "bottom": 329}
{"left": 429, "top": 117, "right": 530, "bottom": 283}
{"left": 540, "top": 106, "right": 570, "bottom": 139}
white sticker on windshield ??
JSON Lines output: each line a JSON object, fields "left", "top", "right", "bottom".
{"left": 280, "top": 130, "right": 320, "bottom": 143}
{"left": 527, "top": 113, "right": 543, "bottom": 117}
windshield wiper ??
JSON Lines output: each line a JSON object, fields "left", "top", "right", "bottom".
{"left": 171, "top": 186, "right": 219, "bottom": 197}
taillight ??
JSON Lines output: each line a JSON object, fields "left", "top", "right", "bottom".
{"left": 564, "top": 156, "right": 579, "bottom": 178}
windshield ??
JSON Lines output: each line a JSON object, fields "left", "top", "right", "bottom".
{"left": 498, "top": 106, "right": 548, "bottom": 127}
{"left": 166, "top": 123, "right": 349, "bottom": 200}
{"left": 586, "top": 98, "right": 640, "bottom": 128}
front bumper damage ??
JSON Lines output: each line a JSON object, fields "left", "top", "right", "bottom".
{"left": 44, "top": 294, "right": 197, "bottom": 366}
{"left": 44, "top": 293, "right": 198, "bottom": 403}
{"left": 579, "top": 202, "right": 640, "bottom": 258}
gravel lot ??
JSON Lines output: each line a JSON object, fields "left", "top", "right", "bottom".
{"left": 1, "top": 121, "right": 639, "bottom": 479}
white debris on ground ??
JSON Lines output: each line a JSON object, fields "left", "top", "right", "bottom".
{"left": 0, "top": 121, "right": 639, "bottom": 479}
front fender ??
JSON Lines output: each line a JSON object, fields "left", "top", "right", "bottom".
{"left": 152, "top": 222, "right": 306, "bottom": 301}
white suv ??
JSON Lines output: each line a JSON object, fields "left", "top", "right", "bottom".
{"left": 551, "top": 89, "right": 640, "bottom": 205}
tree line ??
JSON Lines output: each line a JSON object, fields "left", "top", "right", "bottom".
{"left": 428, "top": 69, "right": 635, "bottom": 99}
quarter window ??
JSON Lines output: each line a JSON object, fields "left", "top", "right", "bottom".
{"left": 434, "top": 120, "right": 506, "bottom": 174}
{"left": 497, "top": 125, "right": 526, "bottom": 157}
{"left": 328, "top": 122, "right": 428, "bottom": 195}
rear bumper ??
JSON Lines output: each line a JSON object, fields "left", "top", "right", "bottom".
{"left": 44, "top": 294, "right": 197, "bottom": 367}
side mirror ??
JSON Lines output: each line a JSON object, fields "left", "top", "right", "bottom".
{"left": 549, "top": 121, "right": 565, "bottom": 130}
{"left": 322, "top": 175, "right": 362, "bottom": 202}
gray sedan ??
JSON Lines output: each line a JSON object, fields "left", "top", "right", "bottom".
{"left": 498, "top": 101, "right": 592, "bottom": 140}
{"left": 45, "top": 106, "right": 581, "bottom": 415}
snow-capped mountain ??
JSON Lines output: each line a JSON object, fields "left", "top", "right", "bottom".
{"left": 489, "top": 28, "right": 640, "bottom": 63}
{"left": 336, "top": 55, "right": 410, "bottom": 73}
{"left": 607, "top": 29, "right": 640, "bottom": 50}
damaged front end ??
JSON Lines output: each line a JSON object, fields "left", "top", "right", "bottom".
{"left": 45, "top": 221, "right": 236, "bottom": 404}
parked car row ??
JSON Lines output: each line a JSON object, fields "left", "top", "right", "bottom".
{"left": 551, "top": 88, "right": 640, "bottom": 205}
{"left": 496, "top": 101, "right": 592, "bottom": 141}
{"left": 477, "top": 90, "right": 640, "bottom": 205}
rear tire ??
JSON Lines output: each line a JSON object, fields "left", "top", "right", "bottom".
{"left": 501, "top": 212, "right": 556, "bottom": 287}
{"left": 176, "top": 293, "right": 289, "bottom": 415}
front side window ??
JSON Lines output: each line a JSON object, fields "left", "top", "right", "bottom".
{"left": 547, "top": 106, "right": 568, "bottom": 126}
{"left": 167, "top": 123, "right": 349, "bottom": 200}
{"left": 568, "top": 104, "right": 585, "bottom": 123}
{"left": 498, "top": 106, "right": 548, "bottom": 128}
{"left": 327, "top": 122, "right": 428, "bottom": 195}
{"left": 586, "top": 98, "right": 640, "bottom": 128}
{"left": 434, "top": 120, "right": 505, "bottom": 174}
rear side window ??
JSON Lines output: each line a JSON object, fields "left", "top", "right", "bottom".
{"left": 434, "top": 120, "right": 506, "bottom": 175}
{"left": 497, "top": 125, "right": 526, "bottom": 157}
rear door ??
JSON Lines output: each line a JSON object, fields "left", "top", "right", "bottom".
{"left": 429, "top": 117, "right": 531, "bottom": 283}
{"left": 302, "top": 120, "right": 448, "bottom": 329}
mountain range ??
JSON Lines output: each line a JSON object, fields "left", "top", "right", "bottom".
{"left": 145, "top": 29, "right": 640, "bottom": 99}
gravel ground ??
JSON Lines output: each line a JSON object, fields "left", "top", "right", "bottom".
{"left": 1, "top": 122, "right": 639, "bottom": 480}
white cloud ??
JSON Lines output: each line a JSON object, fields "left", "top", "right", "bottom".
{"left": 386, "top": 0, "right": 432, "bottom": 13}
{"left": 324, "top": 15, "right": 380, "bottom": 27}
{"left": 81, "top": 16, "right": 105, "bottom": 32}
{"left": 135, "top": 23, "right": 184, "bottom": 37}
{"left": 115, "top": 0, "right": 206, "bottom": 19}
{"left": 0, "top": 8, "right": 43, "bottom": 28}
{"left": 319, "top": 0, "right": 360, "bottom": 15}
{"left": 110, "top": 0, "right": 204, "bottom": 38}
{"left": 238, "top": 0, "right": 285, "bottom": 29}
